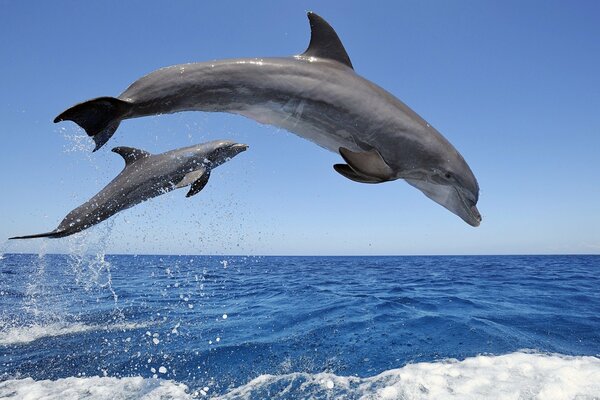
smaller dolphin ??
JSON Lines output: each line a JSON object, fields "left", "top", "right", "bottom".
{"left": 10, "top": 140, "right": 248, "bottom": 239}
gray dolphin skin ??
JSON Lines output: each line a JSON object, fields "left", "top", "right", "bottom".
{"left": 54, "top": 12, "right": 481, "bottom": 226}
{"left": 10, "top": 140, "right": 247, "bottom": 239}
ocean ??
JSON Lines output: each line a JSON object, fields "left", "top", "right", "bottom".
{"left": 0, "top": 253, "right": 598, "bottom": 399}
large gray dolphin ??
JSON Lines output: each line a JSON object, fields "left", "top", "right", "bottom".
{"left": 54, "top": 12, "right": 481, "bottom": 226}
{"left": 10, "top": 140, "right": 248, "bottom": 239}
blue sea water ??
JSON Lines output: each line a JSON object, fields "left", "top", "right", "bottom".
{"left": 0, "top": 253, "right": 599, "bottom": 399}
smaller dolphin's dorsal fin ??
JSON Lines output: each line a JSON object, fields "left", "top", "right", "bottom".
{"left": 112, "top": 146, "right": 151, "bottom": 166}
{"left": 301, "top": 12, "right": 353, "bottom": 69}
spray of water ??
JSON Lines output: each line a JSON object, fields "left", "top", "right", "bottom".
{"left": 65, "top": 219, "right": 122, "bottom": 314}
{"left": 0, "top": 240, "right": 7, "bottom": 260}
{"left": 23, "top": 240, "right": 52, "bottom": 321}
{"left": 60, "top": 127, "right": 94, "bottom": 154}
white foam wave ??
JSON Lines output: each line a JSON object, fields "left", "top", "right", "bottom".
{"left": 0, "top": 376, "right": 192, "bottom": 400}
{"left": 0, "top": 322, "right": 153, "bottom": 346}
{"left": 216, "top": 352, "right": 600, "bottom": 400}
{"left": 1, "top": 352, "right": 598, "bottom": 399}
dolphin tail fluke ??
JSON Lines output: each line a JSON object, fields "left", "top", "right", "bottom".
{"left": 54, "top": 97, "right": 131, "bottom": 151}
{"left": 9, "top": 230, "right": 65, "bottom": 240}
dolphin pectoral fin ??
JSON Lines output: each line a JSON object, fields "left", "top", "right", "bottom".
{"left": 301, "top": 12, "right": 353, "bottom": 69}
{"left": 334, "top": 164, "right": 384, "bottom": 184}
{"left": 112, "top": 146, "right": 152, "bottom": 166}
{"left": 186, "top": 169, "right": 211, "bottom": 198}
{"left": 338, "top": 147, "right": 394, "bottom": 181}
{"left": 174, "top": 167, "right": 210, "bottom": 197}
{"left": 175, "top": 168, "right": 206, "bottom": 189}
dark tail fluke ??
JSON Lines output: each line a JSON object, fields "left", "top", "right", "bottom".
{"left": 54, "top": 97, "right": 131, "bottom": 151}
{"left": 9, "top": 230, "right": 65, "bottom": 240}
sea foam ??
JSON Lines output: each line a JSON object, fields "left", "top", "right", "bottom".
{"left": 1, "top": 352, "right": 598, "bottom": 399}
{"left": 0, "top": 376, "right": 191, "bottom": 400}
{"left": 0, "top": 322, "right": 152, "bottom": 346}
{"left": 216, "top": 351, "right": 600, "bottom": 400}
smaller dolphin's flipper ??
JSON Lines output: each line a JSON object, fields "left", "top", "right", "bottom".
{"left": 338, "top": 147, "right": 394, "bottom": 181}
{"left": 54, "top": 97, "right": 131, "bottom": 152}
{"left": 186, "top": 170, "right": 211, "bottom": 198}
{"left": 174, "top": 167, "right": 211, "bottom": 197}
{"left": 9, "top": 230, "right": 64, "bottom": 240}
{"left": 175, "top": 168, "right": 205, "bottom": 189}
{"left": 112, "top": 146, "right": 151, "bottom": 166}
{"left": 302, "top": 12, "right": 353, "bottom": 69}
{"left": 334, "top": 164, "right": 384, "bottom": 184}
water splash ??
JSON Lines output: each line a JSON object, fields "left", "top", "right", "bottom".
{"left": 0, "top": 240, "right": 8, "bottom": 260}
{"left": 1, "top": 220, "right": 124, "bottom": 342}
{"left": 60, "top": 126, "right": 94, "bottom": 153}
{"left": 65, "top": 219, "right": 121, "bottom": 312}
{"left": 22, "top": 240, "right": 53, "bottom": 321}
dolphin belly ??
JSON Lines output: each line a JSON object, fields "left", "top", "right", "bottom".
{"left": 235, "top": 98, "right": 359, "bottom": 153}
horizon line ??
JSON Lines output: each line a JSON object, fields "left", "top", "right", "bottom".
{"left": 2, "top": 252, "right": 599, "bottom": 258}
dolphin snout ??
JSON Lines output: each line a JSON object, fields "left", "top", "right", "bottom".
{"left": 232, "top": 143, "right": 249, "bottom": 151}
{"left": 469, "top": 205, "right": 482, "bottom": 227}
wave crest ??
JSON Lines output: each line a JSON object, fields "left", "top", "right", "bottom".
{"left": 216, "top": 352, "right": 600, "bottom": 400}
{"left": 1, "top": 352, "right": 599, "bottom": 399}
{"left": 0, "top": 376, "right": 191, "bottom": 400}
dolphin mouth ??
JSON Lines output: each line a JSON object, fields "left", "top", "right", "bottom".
{"left": 456, "top": 187, "right": 481, "bottom": 227}
{"left": 231, "top": 143, "right": 249, "bottom": 151}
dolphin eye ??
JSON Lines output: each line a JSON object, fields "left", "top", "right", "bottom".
{"left": 445, "top": 172, "right": 452, "bottom": 179}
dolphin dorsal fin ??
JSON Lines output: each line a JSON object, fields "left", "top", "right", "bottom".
{"left": 111, "top": 146, "right": 151, "bottom": 165}
{"left": 301, "top": 12, "right": 353, "bottom": 69}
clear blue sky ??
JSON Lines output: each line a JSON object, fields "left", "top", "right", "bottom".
{"left": 1, "top": 1, "right": 599, "bottom": 255}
